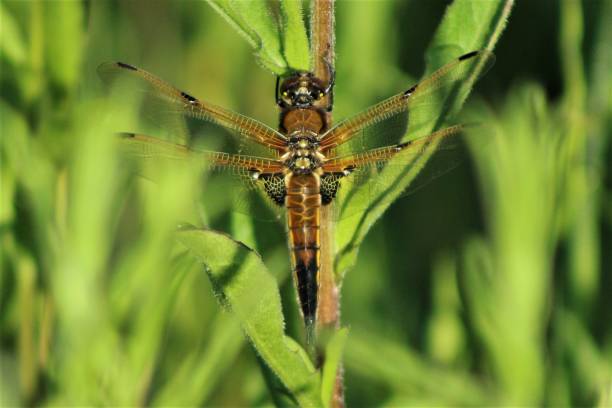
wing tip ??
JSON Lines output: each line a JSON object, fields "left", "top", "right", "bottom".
{"left": 116, "top": 61, "right": 138, "bottom": 71}
{"left": 458, "top": 49, "right": 496, "bottom": 67}
{"left": 458, "top": 50, "right": 480, "bottom": 61}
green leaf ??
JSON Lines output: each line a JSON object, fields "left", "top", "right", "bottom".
{"left": 0, "top": 102, "right": 29, "bottom": 226}
{"left": 462, "top": 84, "right": 561, "bottom": 405}
{"left": 280, "top": 0, "right": 309, "bottom": 71}
{"left": 559, "top": 0, "right": 598, "bottom": 315}
{"left": 0, "top": 101, "right": 56, "bottom": 258}
{"left": 177, "top": 228, "right": 321, "bottom": 407}
{"left": 320, "top": 327, "right": 349, "bottom": 408}
{"left": 152, "top": 312, "right": 245, "bottom": 406}
{"left": 345, "top": 330, "right": 490, "bottom": 405}
{"left": 427, "top": 0, "right": 513, "bottom": 68}
{"left": 16, "top": 250, "right": 38, "bottom": 401}
{"left": 334, "top": 0, "right": 515, "bottom": 277}
{"left": 206, "top": 0, "right": 287, "bottom": 74}
{"left": 43, "top": 1, "right": 85, "bottom": 91}
{"left": 0, "top": 3, "right": 26, "bottom": 65}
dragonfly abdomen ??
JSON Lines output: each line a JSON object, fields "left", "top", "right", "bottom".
{"left": 285, "top": 174, "right": 322, "bottom": 333}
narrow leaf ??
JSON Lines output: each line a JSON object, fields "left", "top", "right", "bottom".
{"left": 177, "top": 228, "right": 321, "bottom": 407}
{"left": 280, "top": 0, "right": 310, "bottom": 71}
{"left": 43, "top": 1, "right": 85, "bottom": 91}
{"left": 0, "top": 3, "right": 26, "bottom": 65}
{"left": 206, "top": 0, "right": 287, "bottom": 74}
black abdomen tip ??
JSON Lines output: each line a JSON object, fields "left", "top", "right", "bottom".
{"left": 295, "top": 257, "right": 318, "bottom": 325}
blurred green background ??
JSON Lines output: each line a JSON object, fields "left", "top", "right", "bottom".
{"left": 1, "top": 0, "right": 611, "bottom": 406}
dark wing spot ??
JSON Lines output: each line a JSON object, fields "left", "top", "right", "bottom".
{"left": 181, "top": 91, "right": 197, "bottom": 103}
{"left": 403, "top": 84, "right": 417, "bottom": 97}
{"left": 119, "top": 132, "right": 136, "bottom": 139}
{"left": 117, "top": 62, "right": 138, "bottom": 71}
{"left": 320, "top": 173, "right": 341, "bottom": 205}
{"left": 459, "top": 50, "right": 480, "bottom": 61}
{"left": 396, "top": 140, "right": 413, "bottom": 150}
{"left": 261, "top": 174, "right": 286, "bottom": 205}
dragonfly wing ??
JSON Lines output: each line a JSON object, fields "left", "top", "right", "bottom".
{"left": 117, "top": 133, "right": 286, "bottom": 221}
{"left": 98, "top": 62, "right": 287, "bottom": 157}
{"left": 320, "top": 126, "right": 468, "bottom": 220}
{"left": 319, "top": 50, "right": 494, "bottom": 155}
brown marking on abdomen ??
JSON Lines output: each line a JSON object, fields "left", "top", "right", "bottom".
{"left": 285, "top": 173, "right": 322, "bottom": 327}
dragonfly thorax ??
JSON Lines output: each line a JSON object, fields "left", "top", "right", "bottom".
{"left": 283, "top": 135, "right": 325, "bottom": 175}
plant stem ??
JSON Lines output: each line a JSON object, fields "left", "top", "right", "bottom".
{"left": 312, "top": 0, "right": 337, "bottom": 330}
{"left": 311, "top": 1, "right": 344, "bottom": 407}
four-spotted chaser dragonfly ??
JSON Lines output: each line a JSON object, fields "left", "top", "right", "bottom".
{"left": 98, "top": 49, "right": 494, "bottom": 334}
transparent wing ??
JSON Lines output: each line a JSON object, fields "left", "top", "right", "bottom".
{"left": 118, "top": 133, "right": 286, "bottom": 221}
{"left": 319, "top": 50, "right": 494, "bottom": 156}
{"left": 321, "top": 125, "right": 468, "bottom": 220}
{"left": 98, "top": 61, "right": 287, "bottom": 157}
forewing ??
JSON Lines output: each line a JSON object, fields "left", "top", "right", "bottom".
{"left": 98, "top": 62, "right": 286, "bottom": 157}
{"left": 117, "top": 133, "right": 285, "bottom": 221}
{"left": 319, "top": 50, "right": 494, "bottom": 156}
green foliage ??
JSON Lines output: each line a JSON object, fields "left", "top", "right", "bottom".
{"left": 177, "top": 228, "right": 320, "bottom": 407}
{"left": 1, "top": 0, "right": 610, "bottom": 407}
{"left": 320, "top": 328, "right": 349, "bottom": 408}
{"left": 205, "top": 0, "right": 310, "bottom": 74}
{"left": 463, "top": 84, "right": 562, "bottom": 404}
{"left": 0, "top": 3, "right": 26, "bottom": 65}
{"left": 279, "top": 0, "right": 310, "bottom": 71}
{"left": 345, "top": 328, "right": 489, "bottom": 405}
{"left": 334, "top": 0, "right": 513, "bottom": 277}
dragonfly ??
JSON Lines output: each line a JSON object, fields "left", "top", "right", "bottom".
{"left": 98, "top": 50, "right": 494, "bottom": 336}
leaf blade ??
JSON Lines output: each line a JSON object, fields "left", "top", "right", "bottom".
{"left": 206, "top": 0, "right": 287, "bottom": 74}
{"left": 177, "top": 228, "right": 321, "bottom": 407}
{"left": 280, "top": 0, "right": 310, "bottom": 71}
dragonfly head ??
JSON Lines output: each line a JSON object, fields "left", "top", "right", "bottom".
{"left": 279, "top": 72, "right": 328, "bottom": 108}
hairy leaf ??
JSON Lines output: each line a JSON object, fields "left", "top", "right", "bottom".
{"left": 280, "top": 0, "right": 310, "bottom": 71}
{"left": 206, "top": 0, "right": 287, "bottom": 74}
{"left": 177, "top": 228, "right": 321, "bottom": 407}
